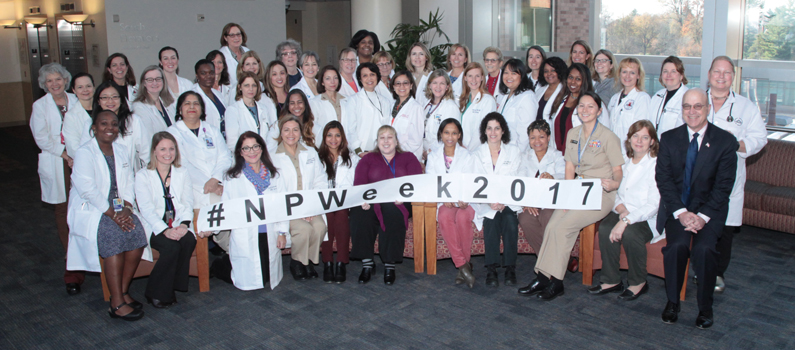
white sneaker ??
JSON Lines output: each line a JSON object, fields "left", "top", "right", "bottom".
{"left": 715, "top": 276, "right": 725, "bottom": 293}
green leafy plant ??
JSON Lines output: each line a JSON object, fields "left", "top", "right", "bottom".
{"left": 384, "top": 9, "right": 453, "bottom": 71}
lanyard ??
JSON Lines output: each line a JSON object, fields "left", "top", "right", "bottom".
{"left": 383, "top": 155, "right": 396, "bottom": 178}
{"left": 158, "top": 167, "right": 174, "bottom": 211}
{"left": 461, "top": 96, "right": 473, "bottom": 116}
{"left": 577, "top": 122, "right": 599, "bottom": 168}
{"left": 246, "top": 102, "right": 260, "bottom": 133}
{"left": 365, "top": 90, "right": 383, "bottom": 116}
{"left": 500, "top": 92, "right": 513, "bottom": 114}
{"left": 425, "top": 100, "right": 442, "bottom": 119}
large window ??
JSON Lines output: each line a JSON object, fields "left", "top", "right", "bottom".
{"left": 498, "top": 0, "right": 553, "bottom": 52}
{"left": 600, "top": 0, "right": 704, "bottom": 57}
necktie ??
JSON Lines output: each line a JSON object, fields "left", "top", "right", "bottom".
{"left": 681, "top": 132, "right": 699, "bottom": 207}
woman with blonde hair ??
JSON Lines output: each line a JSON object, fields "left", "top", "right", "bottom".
{"left": 459, "top": 62, "right": 496, "bottom": 150}
{"left": 236, "top": 51, "right": 266, "bottom": 89}
{"left": 422, "top": 69, "right": 461, "bottom": 157}
{"left": 607, "top": 57, "right": 651, "bottom": 155}
{"left": 446, "top": 43, "right": 472, "bottom": 100}
{"left": 405, "top": 42, "right": 433, "bottom": 106}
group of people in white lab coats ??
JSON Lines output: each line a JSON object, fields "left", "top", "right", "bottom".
{"left": 29, "top": 22, "right": 767, "bottom": 327}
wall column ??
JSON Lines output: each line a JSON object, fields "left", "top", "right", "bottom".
{"left": 351, "top": 0, "right": 402, "bottom": 49}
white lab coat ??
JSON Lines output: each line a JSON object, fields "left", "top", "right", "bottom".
{"left": 224, "top": 98, "right": 279, "bottom": 152}
{"left": 321, "top": 152, "right": 359, "bottom": 190}
{"left": 423, "top": 98, "right": 461, "bottom": 153}
{"left": 220, "top": 45, "right": 250, "bottom": 87}
{"left": 347, "top": 90, "right": 390, "bottom": 153}
{"left": 339, "top": 74, "right": 360, "bottom": 98}
{"left": 649, "top": 85, "right": 689, "bottom": 137}
{"left": 269, "top": 145, "right": 329, "bottom": 224}
{"left": 521, "top": 148, "right": 566, "bottom": 179}
{"left": 66, "top": 141, "right": 152, "bottom": 272}
{"left": 490, "top": 71, "right": 505, "bottom": 104}
{"left": 62, "top": 101, "right": 91, "bottom": 159}
{"left": 309, "top": 93, "right": 358, "bottom": 150}
{"left": 414, "top": 73, "right": 430, "bottom": 107}
{"left": 30, "top": 93, "right": 78, "bottom": 204}
{"left": 290, "top": 76, "right": 317, "bottom": 99}
{"left": 535, "top": 84, "right": 563, "bottom": 122}
{"left": 166, "top": 120, "right": 232, "bottom": 208}
{"left": 390, "top": 97, "right": 425, "bottom": 162}
{"left": 613, "top": 153, "right": 663, "bottom": 243}
{"left": 460, "top": 92, "right": 497, "bottom": 151}
{"left": 447, "top": 69, "right": 464, "bottom": 101}
{"left": 192, "top": 84, "right": 227, "bottom": 137}
{"left": 375, "top": 80, "right": 394, "bottom": 105}
{"left": 168, "top": 75, "right": 194, "bottom": 100}
{"left": 131, "top": 99, "right": 177, "bottom": 134}
{"left": 470, "top": 142, "right": 524, "bottom": 230}
{"left": 425, "top": 142, "right": 476, "bottom": 214}
{"left": 496, "top": 90, "right": 538, "bottom": 153}
{"left": 223, "top": 172, "right": 289, "bottom": 290}
{"left": 134, "top": 165, "right": 194, "bottom": 237}
{"left": 123, "top": 85, "right": 139, "bottom": 110}
{"left": 77, "top": 112, "right": 153, "bottom": 172}
{"left": 608, "top": 87, "right": 652, "bottom": 154}
{"left": 548, "top": 95, "right": 611, "bottom": 152}
{"left": 707, "top": 89, "right": 768, "bottom": 226}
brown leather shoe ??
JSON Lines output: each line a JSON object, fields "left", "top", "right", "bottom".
{"left": 567, "top": 257, "right": 579, "bottom": 273}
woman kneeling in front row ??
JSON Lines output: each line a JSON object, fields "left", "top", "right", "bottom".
{"left": 589, "top": 120, "right": 662, "bottom": 301}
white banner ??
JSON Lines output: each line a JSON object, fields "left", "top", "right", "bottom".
{"left": 196, "top": 174, "right": 602, "bottom": 232}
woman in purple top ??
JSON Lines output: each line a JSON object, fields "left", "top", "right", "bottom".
{"left": 350, "top": 125, "right": 422, "bottom": 285}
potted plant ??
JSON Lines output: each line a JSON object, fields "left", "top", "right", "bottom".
{"left": 384, "top": 9, "right": 453, "bottom": 71}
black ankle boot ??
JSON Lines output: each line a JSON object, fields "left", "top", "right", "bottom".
{"left": 290, "top": 260, "right": 308, "bottom": 281}
{"left": 504, "top": 265, "right": 517, "bottom": 286}
{"left": 334, "top": 262, "right": 346, "bottom": 283}
{"left": 323, "top": 262, "right": 334, "bottom": 283}
{"left": 485, "top": 265, "right": 499, "bottom": 287}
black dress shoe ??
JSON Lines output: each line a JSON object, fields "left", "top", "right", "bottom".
{"left": 618, "top": 283, "right": 649, "bottom": 301}
{"left": 290, "top": 260, "right": 308, "bottom": 281}
{"left": 108, "top": 302, "right": 144, "bottom": 321}
{"left": 485, "top": 265, "right": 499, "bottom": 287}
{"left": 696, "top": 310, "right": 714, "bottom": 329}
{"left": 334, "top": 262, "right": 346, "bottom": 284}
{"left": 306, "top": 263, "right": 318, "bottom": 279}
{"left": 323, "top": 262, "right": 334, "bottom": 283}
{"left": 66, "top": 283, "right": 81, "bottom": 296}
{"left": 123, "top": 292, "right": 143, "bottom": 310}
{"left": 518, "top": 278, "right": 549, "bottom": 296}
{"left": 504, "top": 265, "right": 517, "bottom": 286}
{"left": 384, "top": 268, "right": 396, "bottom": 285}
{"left": 537, "top": 280, "right": 565, "bottom": 301}
{"left": 146, "top": 297, "right": 175, "bottom": 309}
{"left": 661, "top": 301, "right": 680, "bottom": 324}
{"left": 588, "top": 282, "right": 625, "bottom": 295}
{"left": 358, "top": 266, "right": 374, "bottom": 284}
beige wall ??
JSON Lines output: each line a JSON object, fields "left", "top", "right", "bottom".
{"left": 300, "top": 1, "right": 351, "bottom": 68}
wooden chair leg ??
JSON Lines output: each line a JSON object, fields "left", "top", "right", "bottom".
{"left": 580, "top": 223, "right": 596, "bottom": 285}
{"left": 196, "top": 235, "right": 210, "bottom": 292}
{"left": 424, "top": 203, "right": 438, "bottom": 275}
{"left": 99, "top": 257, "right": 110, "bottom": 301}
{"left": 411, "top": 202, "right": 425, "bottom": 273}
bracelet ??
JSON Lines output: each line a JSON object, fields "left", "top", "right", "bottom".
{"left": 278, "top": 232, "right": 288, "bottom": 236}
{"left": 124, "top": 205, "right": 134, "bottom": 211}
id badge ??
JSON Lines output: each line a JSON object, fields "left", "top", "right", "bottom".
{"left": 204, "top": 136, "right": 215, "bottom": 149}
{"left": 112, "top": 197, "right": 124, "bottom": 212}
{"left": 166, "top": 210, "right": 175, "bottom": 227}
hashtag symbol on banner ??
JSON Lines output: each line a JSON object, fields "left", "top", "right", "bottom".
{"left": 207, "top": 204, "right": 225, "bottom": 228}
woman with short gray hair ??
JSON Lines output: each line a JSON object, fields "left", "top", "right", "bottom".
{"left": 29, "top": 62, "right": 83, "bottom": 295}
{"left": 276, "top": 39, "right": 303, "bottom": 88}
{"left": 291, "top": 51, "right": 320, "bottom": 98}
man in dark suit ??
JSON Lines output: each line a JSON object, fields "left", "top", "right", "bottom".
{"left": 655, "top": 88, "right": 738, "bottom": 329}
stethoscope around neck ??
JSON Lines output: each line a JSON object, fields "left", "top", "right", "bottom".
{"left": 707, "top": 88, "right": 736, "bottom": 123}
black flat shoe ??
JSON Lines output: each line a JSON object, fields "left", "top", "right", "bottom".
{"left": 661, "top": 301, "right": 680, "bottom": 324}
{"left": 108, "top": 302, "right": 144, "bottom": 321}
{"left": 485, "top": 265, "right": 499, "bottom": 287}
{"left": 334, "top": 262, "right": 346, "bottom": 284}
{"left": 696, "top": 310, "right": 714, "bottom": 329}
{"left": 504, "top": 265, "right": 517, "bottom": 286}
{"left": 384, "top": 269, "right": 396, "bottom": 285}
{"left": 306, "top": 263, "right": 318, "bottom": 279}
{"left": 290, "top": 260, "right": 308, "bottom": 281}
{"left": 66, "top": 283, "right": 81, "bottom": 295}
{"left": 518, "top": 278, "right": 548, "bottom": 296}
{"left": 146, "top": 297, "right": 175, "bottom": 309}
{"left": 537, "top": 281, "right": 565, "bottom": 301}
{"left": 588, "top": 282, "right": 625, "bottom": 295}
{"left": 123, "top": 292, "right": 143, "bottom": 310}
{"left": 618, "top": 283, "right": 649, "bottom": 301}
{"left": 460, "top": 262, "right": 475, "bottom": 288}
{"left": 323, "top": 262, "right": 334, "bottom": 283}
{"left": 358, "top": 266, "right": 373, "bottom": 284}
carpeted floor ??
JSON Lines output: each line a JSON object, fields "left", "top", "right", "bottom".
{"left": 2, "top": 126, "right": 794, "bottom": 349}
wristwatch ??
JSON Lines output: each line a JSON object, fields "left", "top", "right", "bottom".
{"left": 621, "top": 217, "right": 630, "bottom": 225}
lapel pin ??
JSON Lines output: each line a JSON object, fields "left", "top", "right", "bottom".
{"left": 706, "top": 143, "right": 710, "bottom": 148}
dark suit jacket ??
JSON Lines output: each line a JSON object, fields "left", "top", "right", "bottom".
{"left": 655, "top": 123, "right": 739, "bottom": 233}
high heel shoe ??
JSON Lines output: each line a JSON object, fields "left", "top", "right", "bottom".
{"left": 460, "top": 262, "right": 475, "bottom": 288}
{"left": 108, "top": 302, "right": 144, "bottom": 321}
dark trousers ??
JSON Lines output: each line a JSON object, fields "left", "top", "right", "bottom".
{"left": 322, "top": 209, "right": 350, "bottom": 263}
{"left": 258, "top": 231, "right": 270, "bottom": 285}
{"left": 350, "top": 204, "right": 406, "bottom": 264}
{"left": 598, "top": 212, "right": 653, "bottom": 286}
{"left": 662, "top": 219, "right": 720, "bottom": 312}
{"left": 716, "top": 225, "right": 738, "bottom": 277}
{"left": 483, "top": 207, "right": 519, "bottom": 267}
{"left": 146, "top": 232, "right": 197, "bottom": 302}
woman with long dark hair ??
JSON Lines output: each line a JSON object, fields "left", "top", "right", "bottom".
{"left": 103, "top": 53, "right": 138, "bottom": 102}
{"left": 496, "top": 59, "right": 537, "bottom": 153}
{"left": 279, "top": 89, "right": 317, "bottom": 149}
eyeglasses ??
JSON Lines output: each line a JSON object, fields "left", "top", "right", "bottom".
{"left": 144, "top": 77, "right": 163, "bottom": 84}
{"left": 99, "top": 95, "right": 121, "bottom": 101}
{"left": 682, "top": 104, "right": 706, "bottom": 111}
{"left": 241, "top": 144, "right": 262, "bottom": 153}
{"left": 393, "top": 81, "right": 411, "bottom": 87}
{"left": 377, "top": 62, "right": 392, "bottom": 68}
{"left": 594, "top": 59, "right": 612, "bottom": 64}
{"left": 281, "top": 50, "right": 297, "bottom": 57}
{"left": 340, "top": 58, "right": 356, "bottom": 63}
{"left": 226, "top": 32, "right": 242, "bottom": 38}
{"left": 484, "top": 58, "right": 500, "bottom": 63}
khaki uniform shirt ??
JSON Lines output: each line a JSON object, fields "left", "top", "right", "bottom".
{"left": 564, "top": 123, "right": 624, "bottom": 180}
